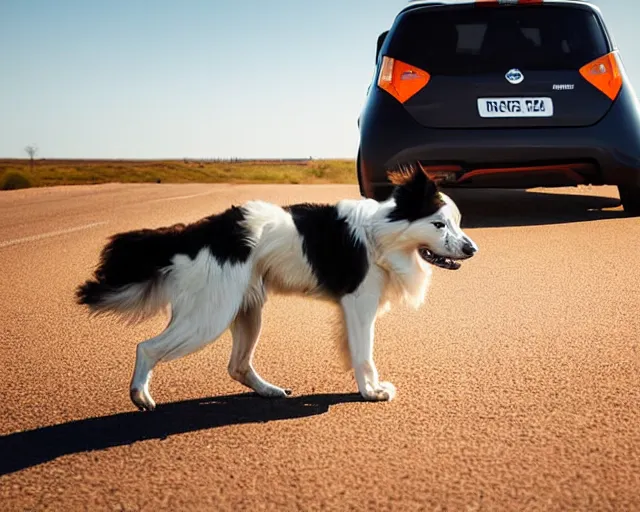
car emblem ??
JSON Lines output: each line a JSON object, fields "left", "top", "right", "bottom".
{"left": 505, "top": 68, "right": 524, "bottom": 85}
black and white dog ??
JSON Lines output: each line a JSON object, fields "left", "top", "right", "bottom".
{"left": 76, "top": 163, "right": 477, "bottom": 411}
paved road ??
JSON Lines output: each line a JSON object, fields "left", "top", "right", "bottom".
{"left": 0, "top": 183, "right": 638, "bottom": 511}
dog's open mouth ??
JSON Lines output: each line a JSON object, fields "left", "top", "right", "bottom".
{"left": 418, "top": 248, "right": 462, "bottom": 270}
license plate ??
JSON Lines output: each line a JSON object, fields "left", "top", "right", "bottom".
{"left": 477, "top": 97, "right": 554, "bottom": 118}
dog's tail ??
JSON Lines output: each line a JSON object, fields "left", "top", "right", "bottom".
{"left": 76, "top": 225, "right": 184, "bottom": 325}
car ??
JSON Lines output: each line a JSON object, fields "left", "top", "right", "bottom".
{"left": 356, "top": 0, "right": 640, "bottom": 215}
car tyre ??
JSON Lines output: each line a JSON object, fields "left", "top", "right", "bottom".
{"left": 618, "top": 184, "right": 640, "bottom": 216}
{"left": 356, "top": 150, "right": 366, "bottom": 197}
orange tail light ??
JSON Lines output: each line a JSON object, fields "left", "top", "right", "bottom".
{"left": 377, "top": 56, "right": 430, "bottom": 103}
{"left": 579, "top": 52, "right": 623, "bottom": 101}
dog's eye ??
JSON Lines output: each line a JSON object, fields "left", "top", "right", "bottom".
{"left": 432, "top": 222, "right": 445, "bottom": 229}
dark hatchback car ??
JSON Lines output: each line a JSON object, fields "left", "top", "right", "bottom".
{"left": 356, "top": 0, "right": 640, "bottom": 215}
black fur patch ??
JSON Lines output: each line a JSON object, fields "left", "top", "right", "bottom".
{"left": 386, "top": 163, "right": 445, "bottom": 222}
{"left": 285, "top": 203, "right": 369, "bottom": 298}
{"left": 76, "top": 206, "right": 253, "bottom": 305}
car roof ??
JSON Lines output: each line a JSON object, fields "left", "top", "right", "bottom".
{"left": 399, "top": 0, "right": 601, "bottom": 16}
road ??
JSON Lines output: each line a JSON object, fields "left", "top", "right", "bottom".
{"left": 0, "top": 182, "right": 638, "bottom": 511}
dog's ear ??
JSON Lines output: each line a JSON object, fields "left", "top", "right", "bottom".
{"left": 415, "top": 163, "right": 439, "bottom": 201}
{"left": 387, "top": 161, "right": 439, "bottom": 200}
{"left": 387, "top": 160, "right": 435, "bottom": 188}
{"left": 387, "top": 162, "right": 444, "bottom": 221}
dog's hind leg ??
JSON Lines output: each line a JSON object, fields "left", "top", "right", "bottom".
{"left": 228, "top": 305, "right": 291, "bottom": 398}
{"left": 340, "top": 271, "right": 396, "bottom": 402}
{"left": 130, "top": 298, "right": 244, "bottom": 411}
{"left": 130, "top": 337, "right": 162, "bottom": 412}
{"left": 127, "top": 251, "right": 255, "bottom": 411}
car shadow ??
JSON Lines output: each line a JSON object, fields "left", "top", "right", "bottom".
{"left": 442, "top": 188, "right": 626, "bottom": 228}
{"left": 0, "top": 392, "right": 364, "bottom": 476}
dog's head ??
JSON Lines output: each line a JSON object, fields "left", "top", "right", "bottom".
{"left": 386, "top": 162, "right": 478, "bottom": 270}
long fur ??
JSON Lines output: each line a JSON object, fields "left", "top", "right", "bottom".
{"left": 76, "top": 163, "right": 478, "bottom": 409}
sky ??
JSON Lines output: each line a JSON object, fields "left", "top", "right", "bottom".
{"left": 1, "top": 0, "right": 638, "bottom": 160}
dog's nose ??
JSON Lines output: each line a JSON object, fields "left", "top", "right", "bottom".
{"left": 462, "top": 241, "right": 477, "bottom": 256}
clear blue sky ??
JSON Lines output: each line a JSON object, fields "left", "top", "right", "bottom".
{"left": 0, "top": 0, "right": 637, "bottom": 159}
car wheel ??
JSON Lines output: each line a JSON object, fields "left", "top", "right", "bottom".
{"left": 618, "top": 184, "right": 640, "bottom": 216}
{"left": 356, "top": 150, "right": 366, "bottom": 197}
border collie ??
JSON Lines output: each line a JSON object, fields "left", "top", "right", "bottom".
{"left": 76, "top": 163, "right": 478, "bottom": 411}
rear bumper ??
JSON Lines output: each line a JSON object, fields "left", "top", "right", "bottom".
{"left": 359, "top": 84, "right": 640, "bottom": 199}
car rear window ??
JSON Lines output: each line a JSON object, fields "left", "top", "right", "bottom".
{"left": 384, "top": 5, "right": 610, "bottom": 75}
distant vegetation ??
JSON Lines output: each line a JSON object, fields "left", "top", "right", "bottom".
{"left": 0, "top": 171, "right": 33, "bottom": 190}
{"left": 0, "top": 158, "right": 357, "bottom": 190}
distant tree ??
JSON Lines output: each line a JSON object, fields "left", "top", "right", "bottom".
{"left": 24, "top": 144, "right": 38, "bottom": 172}
{"left": 25, "top": 144, "right": 37, "bottom": 160}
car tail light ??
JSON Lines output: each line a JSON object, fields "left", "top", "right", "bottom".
{"left": 579, "top": 52, "right": 623, "bottom": 101}
{"left": 377, "top": 56, "right": 430, "bottom": 103}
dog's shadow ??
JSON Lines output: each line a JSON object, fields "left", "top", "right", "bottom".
{"left": 0, "top": 392, "right": 363, "bottom": 476}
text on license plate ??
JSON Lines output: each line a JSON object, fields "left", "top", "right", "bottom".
{"left": 477, "top": 97, "right": 554, "bottom": 118}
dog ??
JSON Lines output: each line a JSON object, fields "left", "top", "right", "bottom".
{"left": 76, "top": 162, "right": 478, "bottom": 411}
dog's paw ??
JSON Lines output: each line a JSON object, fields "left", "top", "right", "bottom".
{"left": 378, "top": 381, "right": 396, "bottom": 400}
{"left": 130, "top": 387, "right": 156, "bottom": 411}
{"left": 361, "top": 381, "right": 396, "bottom": 402}
{"left": 256, "top": 384, "right": 292, "bottom": 399}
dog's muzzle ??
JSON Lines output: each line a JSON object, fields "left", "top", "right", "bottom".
{"left": 418, "top": 238, "right": 477, "bottom": 270}
{"left": 418, "top": 248, "right": 465, "bottom": 270}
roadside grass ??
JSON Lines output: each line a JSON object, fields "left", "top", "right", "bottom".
{"left": 0, "top": 159, "right": 358, "bottom": 188}
{"left": 0, "top": 171, "right": 33, "bottom": 190}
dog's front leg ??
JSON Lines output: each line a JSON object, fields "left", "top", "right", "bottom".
{"left": 341, "top": 277, "right": 396, "bottom": 402}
